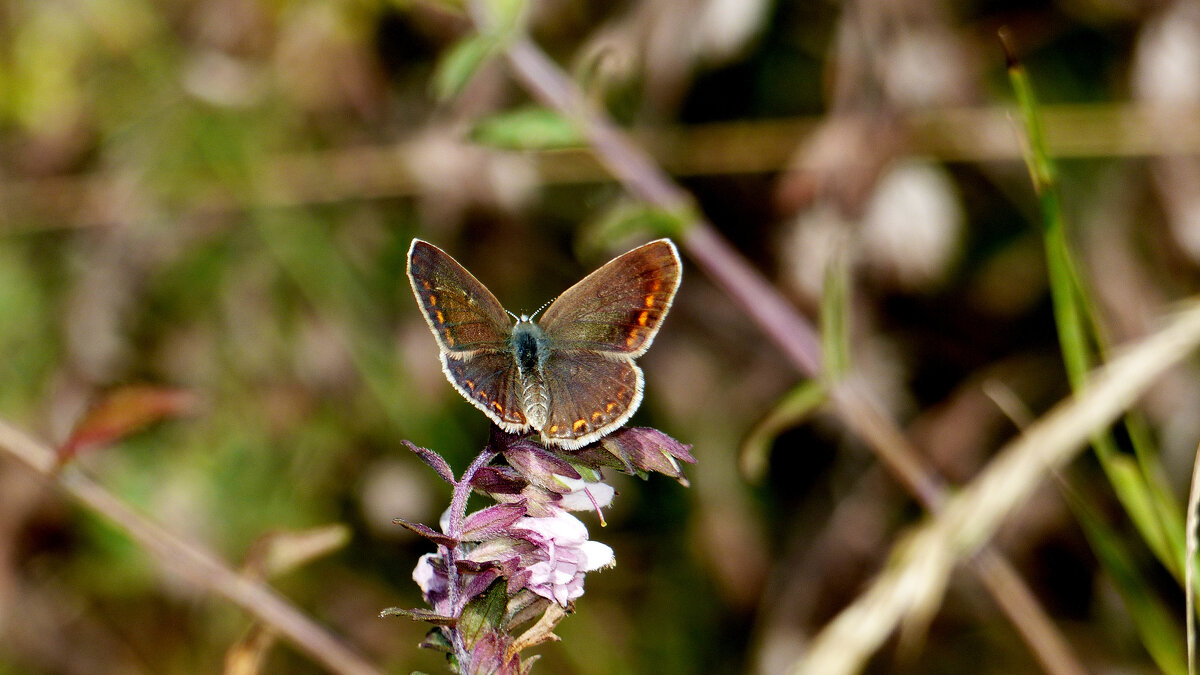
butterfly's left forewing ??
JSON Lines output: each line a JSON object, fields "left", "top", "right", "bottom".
{"left": 407, "top": 240, "right": 511, "bottom": 355}
{"left": 537, "top": 239, "right": 681, "bottom": 356}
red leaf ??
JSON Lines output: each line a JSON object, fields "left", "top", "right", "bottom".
{"left": 461, "top": 502, "right": 528, "bottom": 541}
{"left": 392, "top": 518, "right": 459, "bottom": 548}
{"left": 403, "top": 441, "right": 456, "bottom": 484}
{"left": 59, "top": 386, "right": 199, "bottom": 462}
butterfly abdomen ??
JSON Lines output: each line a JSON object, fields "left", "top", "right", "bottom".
{"left": 511, "top": 320, "right": 551, "bottom": 429}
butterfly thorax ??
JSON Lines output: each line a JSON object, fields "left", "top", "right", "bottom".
{"left": 510, "top": 319, "right": 550, "bottom": 429}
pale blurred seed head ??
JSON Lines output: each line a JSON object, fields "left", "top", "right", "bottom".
{"left": 181, "top": 50, "right": 265, "bottom": 108}
{"left": 403, "top": 132, "right": 538, "bottom": 225}
{"left": 1132, "top": 2, "right": 1200, "bottom": 105}
{"left": 359, "top": 459, "right": 437, "bottom": 540}
{"left": 859, "top": 161, "right": 963, "bottom": 292}
{"left": 780, "top": 202, "right": 855, "bottom": 303}
{"left": 693, "top": 0, "right": 771, "bottom": 64}
{"left": 882, "top": 29, "right": 972, "bottom": 109}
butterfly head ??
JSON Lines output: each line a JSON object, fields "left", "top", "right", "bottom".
{"left": 508, "top": 295, "right": 553, "bottom": 326}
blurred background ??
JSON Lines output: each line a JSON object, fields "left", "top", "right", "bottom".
{"left": 3, "top": 0, "right": 1200, "bottom": 673}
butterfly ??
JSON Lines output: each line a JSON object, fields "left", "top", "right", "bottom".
{"left": 407, "top": 238, "right": 682, "bottom": 450}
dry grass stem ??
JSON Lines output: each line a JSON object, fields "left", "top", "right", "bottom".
{"left": 495, "top": 30, "right": 1087, "bottom": 674}
{"left": 0, "top": 419, "right": 382, "bottom": 675}
{"left": 1188, "top": 441, "right": 1200, "bottom": 675}
{"left": 795, "top": 301, "right": 1200, "bottom": 675}
{"left": 5, "top": 104, "right": 1200, "bottom": 232}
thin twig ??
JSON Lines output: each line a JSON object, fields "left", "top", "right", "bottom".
{"left": 6, "top": 104, "right": 1200, "bottom": 233}
{"left": 0, "top": 419, "right": 382, "bottom": 675}
{"left": 496, "top": 28, "right": 1086, "bottom": 675}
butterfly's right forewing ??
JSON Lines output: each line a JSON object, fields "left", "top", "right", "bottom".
{"left": 407, "top": 240, "right": 512, "bottom": 355}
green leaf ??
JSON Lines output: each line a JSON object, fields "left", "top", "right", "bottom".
{"left": 1126, "top": 413, "right": 1188, "bottom": 579}
{"left": 379, "top": 607, "right": 456, "bottom": 625}
{"left": 484, "top": 0, "right": 527, "bottom": 32}
{"left": 738, "top": 380, "right": 826, "bottom": 483}
{"left": 418, "top": 628, "right": 454, "bottom": 654}
{"left": 470, "top": 106, "right": 584, "bottom": 150}
{"left": 580, "top": 200, "right": 694, "bottom": 252}
{"left": 820, "top": 245, "right": 852, "bottom": 382}
{"left": 432, "top": 34, "right": 496, "bottom": 101}
{"left": 458, "top": 578, "right": 508, "bottom": 648}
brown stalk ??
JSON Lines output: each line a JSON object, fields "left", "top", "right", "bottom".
{"left": 0, "top": 419, "right": 382, "bottom": 675}
{"left": 494, "top": 28, "right": 1086, "bottom": 675}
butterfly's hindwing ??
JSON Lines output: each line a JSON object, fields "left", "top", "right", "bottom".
{"left": 442, "top": 351, "right": 530, "bottom": 432}
{"left": 537, "top": 351, "right": 643, "bottom": 449}
{"left": 408, "top": 240, "right": 512, "bottom": 354}
{"left": 538, "top": 239, "right": 681, "bottom": 356}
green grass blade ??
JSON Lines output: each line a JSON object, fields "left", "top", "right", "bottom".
{"left": 1187, "top": 442, "right": 1200, "bottom": 675}
{"left": 820, "top": 242, "right": 851, "bottom": 382}
{"left": 1006, "top": 32, "right": 1185, "bottom": 581}
{"left": 1067, "top": 485, "right": 1186, "bottom": 675}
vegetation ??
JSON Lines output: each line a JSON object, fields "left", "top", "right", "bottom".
{"left": 4, "top": 1, "right": 1200, "bottom": 673}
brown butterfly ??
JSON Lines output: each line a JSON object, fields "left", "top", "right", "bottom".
{"left": 407, "top": 239, "right": 681, "bottom": 449}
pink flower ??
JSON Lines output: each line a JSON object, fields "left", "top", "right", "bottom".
{"left": 555, "top": 476, "right": 615, "bottom": 512}
{"left": 412, "top": 552, "right": 450, "bottom": 612}
{"left": 510, "top": 511, "right": 614, "bottom": 606}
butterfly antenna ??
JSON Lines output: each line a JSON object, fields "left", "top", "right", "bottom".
{"left": 530, "top": 297, "right": 555, "bottom": 321}
{"left": 505, "top": 309, "right": 521, "bottom": 322}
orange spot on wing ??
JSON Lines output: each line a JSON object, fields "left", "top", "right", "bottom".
{"left": 492, "top": 401, "right": 503, "bottom": 411}
{"left": 650, "top": 280, "right": 661, "bottom": 292}
{"left": 591, "top": 411, "right": 602, "bottom": 421}
{"left": 573, "top": 419, "right": 587, "bottom": 432}
{"left": 637, "top": 311, "right": 649, "bottom": 326}
{"left": 605, "top": 402, "right": 616, "bottom": 412}
{"left": 428, "top": 295, "right": 437, "bottom": 306}
{"left": 422, "top": 281, "right": 432, "bottom": 290}
{"left": 464, "top": 380, "right": 475, "bottom": 390}
{"left": 444, "top": 333, "right": 455, "bottom": 347}
{"left": 478, "top": 390, "right": 489, "bottom": 400}
{"left": 625, "top": 331, "right": 637, "bottom": 347}
{"left": 548, "top": 424, "right": 559, "bottom": 434}
{"left": 435, "top": 310, "right": 445, "bottom": 324}
{"left": 644, "top": 295, "right": 655, "bottom": 308}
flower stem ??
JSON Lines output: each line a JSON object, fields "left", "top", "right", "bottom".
{"left": 442, "top": 447, "right": 499, "bottom": 671}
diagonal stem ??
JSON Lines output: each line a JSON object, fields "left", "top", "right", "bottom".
{"left": 495, "top": 29, "right": 1085, "bottom": 675}
{"left": 0, "top": 419, "right": 382, "bottom": 675}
